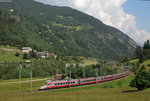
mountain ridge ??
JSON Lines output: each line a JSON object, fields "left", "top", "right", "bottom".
{"left": 0, "top": 0, "right": 137, "bottom": 61}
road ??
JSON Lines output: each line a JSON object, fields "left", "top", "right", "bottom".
{"left": 0, "top": 48, "right": 19, "bottom": 51}
{"left": 0, "top": 79, "right": 47, "bottom": 85}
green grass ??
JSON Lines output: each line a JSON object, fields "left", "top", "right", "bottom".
{"left": 0, "top": 73, "right": 149, "bottom": 101}
{"left": 83, "top": 59, "right": 98, "bottom": 65}
{"left": 0, "top": 74, "right": 134, "bottom": 92}
{"left": 129, "top": 59, "right": 139, "bottom": 63}
{"left": 0, "top": 49, "right": 23, "bottom": 62}
{"left": 0, "top": 73, "right": 134, "bottom": 93}
{"left": 0, "top": 46, "right": 24, "bottom": 63}
{"left": 0, "top": 80, "right": 45, "bottom": 93}
{"left": 0, "top": 45, "right": 34, "bottom": 63}
{"left": 1, "top": 87, "right": 150, "bottom": 101}
{"left": 140, "top": 60, "right": 150, "bottom": 69}
{"left": 129, "top": 59, "right": 150, "bottom": 69}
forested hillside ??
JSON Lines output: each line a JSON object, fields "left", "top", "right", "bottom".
{"left": 0, "top": 0, "right": 137, "bottom": 61}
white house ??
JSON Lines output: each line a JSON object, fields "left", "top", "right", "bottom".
{"left": 21, "top": 47, "right": 32, "bottom": 53}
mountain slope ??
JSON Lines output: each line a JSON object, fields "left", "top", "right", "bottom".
{"left": 0, "top": 0, "right": 137, "bottom": 61}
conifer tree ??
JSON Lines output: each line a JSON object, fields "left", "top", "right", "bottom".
{"left": 130, "top": 65, "right": 150, "bottom": 90}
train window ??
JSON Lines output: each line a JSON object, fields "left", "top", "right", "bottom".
{"left": 73, "top": 81, "right": 75, "bottom": 83}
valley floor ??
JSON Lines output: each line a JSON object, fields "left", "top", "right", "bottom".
{"left": 0, "top": 87, "right": 149, "bottom": 101}
{"left": 0, "top": 73, "right": 149, "bottom": 101}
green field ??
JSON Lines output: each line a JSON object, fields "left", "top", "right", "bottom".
{"left": 129, "top": 59, "right": 150, "bottom": 69}
{"left": 0, "top": 74, "right": 133, "bottom": 93}
{"left": 1, "top": 87, "right": 150, "bottom": 101}
{"left": 141, "top": 60, "right": 150, "bottom": 69}
{"left": 83, "top": 59, "right": 98, "bottom": 65}
{"left": 0, "top": 46, "right": 24, "bottom": 63}
{"left": 0, "top": 73, "right": 149, "bottom": 101}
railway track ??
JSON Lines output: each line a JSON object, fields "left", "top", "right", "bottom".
{"left": 1, "top": 71, "right": 130, "bottom": 94}
{"left": 35, "top": 73, "right": 130, "bottom": 93}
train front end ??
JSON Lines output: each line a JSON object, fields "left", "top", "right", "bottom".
{"left": 39, "top": 81, "right": 52, "bottom": 90}
{"left": 39, "top": 85, "right": 47, "bottom": 90}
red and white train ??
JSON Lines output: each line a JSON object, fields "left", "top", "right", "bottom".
{"left": 39, "top": 71, "right": 130, "bottom": 90}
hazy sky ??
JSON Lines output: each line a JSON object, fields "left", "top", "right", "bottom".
{"left": 35, "top": 0, "right": 150, "bottom": 44}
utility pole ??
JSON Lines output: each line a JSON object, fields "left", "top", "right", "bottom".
{"left": 56, "top": 68, "right": 59, "bottom": 80}
{"left": 26, "top": 60, "right": 32, "bottom": 93}
{"left": 19, "top": 64, "right": 22, "bottom": 90}
{"left": 96, "top": 69, "right": 98, "bottom": 83}
{"left": 101, "top": 66, "right": 102, "bottom": 76}
{"left": 30, "top": 70, "right": 32, "bottom": 93}
{"left": 70, "top": 70, "right": 71, "bottom": 80}
{"left": 57, "top": 68, "right": 59, "bottom": 74}
{"left": 83, "top": 68, "right": 86, "bottom": 78}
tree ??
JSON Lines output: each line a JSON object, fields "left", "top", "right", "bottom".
{"left": 15, "top": 52, "right": 20, "bottom": 57}
{"left": 29, "top": 51, "right": 38, "bottom": 59}
{"left": 23, "top": 53, "right": 30, "bottom": 59}
{"left": 139, "top": 54, "right": 144, "bottom": 63}
{"left": 131, "top": 63, "right": 140, "bottom": 74}
{"left": 135, "top": 46, "right": 142, "bottom": 58}
{"left": 130, "top": 65, "right": 150, "bottom": 90}
{"left": 122, "top": 56, "right": 130, "bottom": 63}
{"left": 143, "top": 40, "right": 150, "bottom": 59}
{"left": 143, "top": 40, "right": 150, "bottom": 50}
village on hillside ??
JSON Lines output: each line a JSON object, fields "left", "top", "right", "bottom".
{"left": 21, "top": 47, "right": 57, "bottom": 59}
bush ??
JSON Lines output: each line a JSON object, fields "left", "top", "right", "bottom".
{"left": 15, "top": 52, "right": 20, "bottom": 57}
{"left": 130, "top": 65, "right": 150, "bottom": 90}
{"left": 23, "top": 53, "right": 31, "bottom": 59}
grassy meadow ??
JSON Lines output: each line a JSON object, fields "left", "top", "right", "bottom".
{"left": 129, "top": 59, "right": 150, "bottom": 69}
{"left": 0, "top": 46, "right": 24, "bottom": 63}
{"left": 83, "top": 59, "right": 98, "bottom": 65}
{"left": 0, "top": 73, "right": 149, "bottom": 101}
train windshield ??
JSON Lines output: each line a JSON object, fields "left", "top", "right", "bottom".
{"left": 45, "top": 82, "right": 48, "bottom": 85}
{"left": 45, "top": 82, "right": 52, "bottom": 86}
